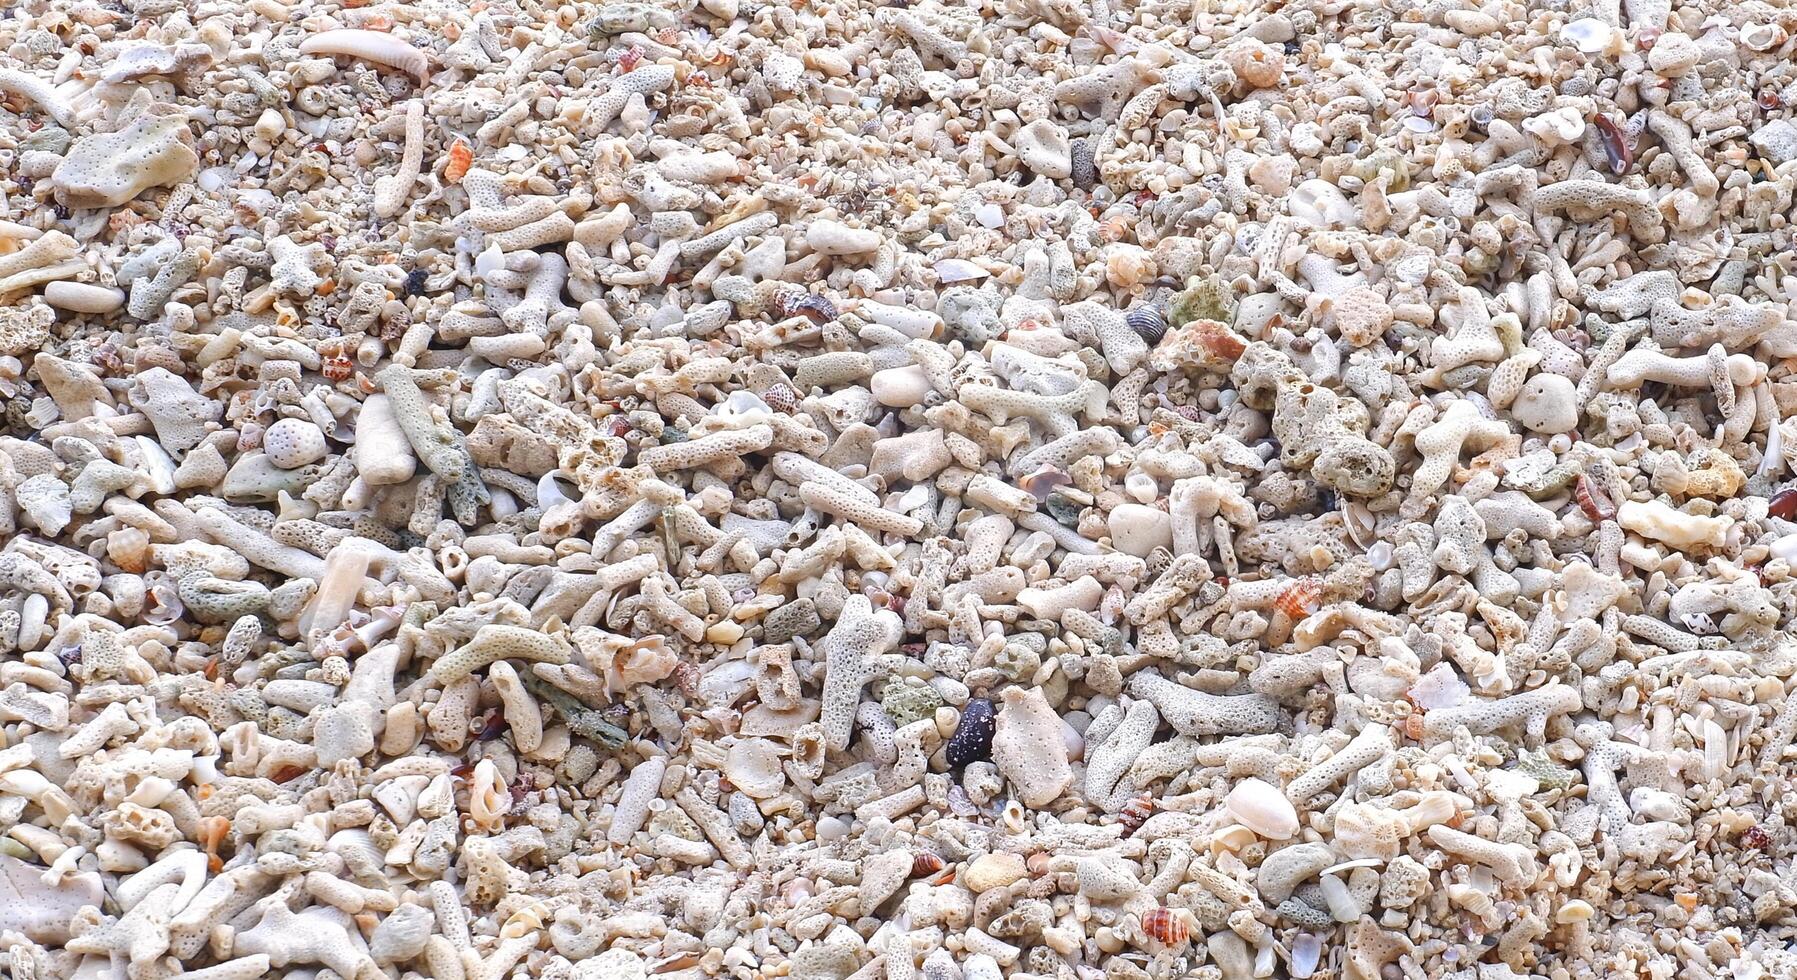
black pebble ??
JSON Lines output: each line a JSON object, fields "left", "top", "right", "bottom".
{"left": 946, "top": 697, "right": 995, "bottom": 768}
{"left": 404, "top": 268, "right": 429, "bottom": 296}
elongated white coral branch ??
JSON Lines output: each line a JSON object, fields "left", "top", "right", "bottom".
{"left": 373, "top": 100, "right": 425, "bottom": 218}
{"left": 0, "top": 68, "right": 74, "bottom": 127}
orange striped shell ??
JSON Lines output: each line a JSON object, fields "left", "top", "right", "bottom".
{"left": 1273, "top": 578, "right": 1323, "bottom": 619}
{"left": 444, "top": 138, "right": 473, "bottom": 183}
{"left": 1118, "top": 792, "right": 1154, "bottom": 835}
{"left": 1141, "top": 907, "right": 1190, "bottom": 945}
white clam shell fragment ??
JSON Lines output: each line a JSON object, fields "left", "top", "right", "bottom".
{"left": 723, "top": 738, "right": 785, "bottom": 799}
{"left": 1560, "top": 17, "right": 1618, "bottom": 55}
{"left": 934, "top": 258, "right": 990, "bottom": 283}
{"left": 1288, "top": 179, "right": 1357, "bottom": 226}
{"left": 1521, "top": 106, "right": 1586, "bottom": 145}
{"left": 1741, "top": 23, "right": 1788, "bottom": 52}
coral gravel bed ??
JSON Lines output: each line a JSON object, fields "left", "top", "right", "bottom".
{"left": 0, "top": 1, "right": 1796, "bottom": 979}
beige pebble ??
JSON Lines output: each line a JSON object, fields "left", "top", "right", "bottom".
{"left": 43, "top": 282, "right": 126, "bottom": 314}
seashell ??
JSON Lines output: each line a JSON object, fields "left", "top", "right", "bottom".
{"left": 1680, "top": 612, "right": 1717, "bottom": 635}
{"left": 1574, "top": 473, "right": 1615, "bottom": 521}
{"left": 605, "top": 634, "right": 678, "bottom": 694}
{"left": 947, "top": 782, "right": 980, "bottom": 817}
{"left": 1342, "top": 501, "right": 1376, "bottom": 549}
{"left": 1044, "top": 492, "right": 1082, "bottom": 528}
{"left": 1106, "top": 247, "right": 1156, "bottom": 289}
{"left": 1367, "top": 540, "right": 1394, "bottom": 571}
{"left": 1320, "top": 857, "right": 1385, "bottom": 876}
{"left": 1272, "top": 578, "right": 1323, "bottom": 619}
{"left": 444, "top": 138, "right": 473, "bottom": 183}
{"left": 321, "top": 352, "right": 355, "bottom": 382}
{"left": 1592, "top": 114, "right": 1632, "bottom": 175}
{"left": 501, "top": 901, "right": 547, "bottom": 939}
{"left": 142, "top": 572, "right": 184, "bottom": 626}
{"left": 781, "top": 876, "right": 816, "bottom": 906}
{"left": 1288, "top": 179, "right": 1356, "bottom": 227}
{"left": 1555, "top": 900, "right": 1596, "bottom": 924}
{"left": 912, "top": 851, "right": 945, "bottom": 876}
{"left": 719, "top": 390, "right": 773, "bottom": 418}
{"left": 1741, "top": 23, "right": 1787, "bottom": 52}
{"left": 781, "top": 292, "right": 838, "bottom": 324}
{"left": 945, "top": 697, "right": 995, "bottom": 767}
{"left": 1125, "top": 305, "right": 1166, "bottom": 345}
{"left": 1521, "top": 106, "right": 1585, "bottom": 145}
{"left": 1407, "top": 664, "right": 1469, "bottom": 711}
{"left": 1224, "top": 778, "right": 1299, "bottom": 839}
{"left": 133, "top": 435, "right": 177, "bottom": 494}
{"left": 1018, "top": 466, "right": 1072, "bottom": 501}
{"left": 934, "top": 258, "right": 989, "bottom": 283}
{"left": 106, "top": 527, "right": 153, "bottom": 574}
{"left": 1118, "top": 791, "right": 1154, "bottom": 835}
{"left": 1191, "top": 318, "right": 1247, "bottom": 363}
{"left": 1210, "top": 823, "right": 1258, "bottom": 859}
{"left": 1140, "top": 907, "right": 1191, "bottom": 946}
{"left": 763, "top": 383, "right": 798, "bottom": 414}
{"left": 1290, "top": 932, "right": 1324, "bottom": 978}
{"left": 724, "top": 737, "right": 786, "bottom": 799}
{"left": 1560, "top": 18, "right": 1617, "bottom": 55}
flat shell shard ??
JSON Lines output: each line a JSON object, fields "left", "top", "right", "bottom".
{"left": 1593, "top": 114, "right": 1633, "bottom": 174}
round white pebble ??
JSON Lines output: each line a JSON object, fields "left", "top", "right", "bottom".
{"left": 815, "top": 815, "right": 849, "bottom": 841}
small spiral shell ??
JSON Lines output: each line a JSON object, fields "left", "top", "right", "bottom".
{"left": 763, "top": 383, "right": 798, "bottom": 414}
{"left": 912, "top": 851, "right": 945, "bottom": 876}
{"left": 783, "top": 292, "right": 839, "bottom": 324}
{"left": 1273, "top": 578, "right": 1323, "bottom": 619}
{"left": 1118, "top": 792, "right": 1154, "bottom": 835}
{"left": 1574, "top": 473, "right": 1614, "bottom": 521}
{"left": 1140, "top": 907, "right": 1190, "bottom": 946}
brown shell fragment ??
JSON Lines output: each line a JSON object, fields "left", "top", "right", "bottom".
{"left": 1575, "top": 473, "right": 1614, "bottom": 522}
{"left": 1593, "top": 114, "right": 1632, "bottom": 175}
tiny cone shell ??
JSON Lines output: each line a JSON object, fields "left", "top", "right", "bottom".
{"left": 1225, "top": 778, "right": 1300, "bottom": 840}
